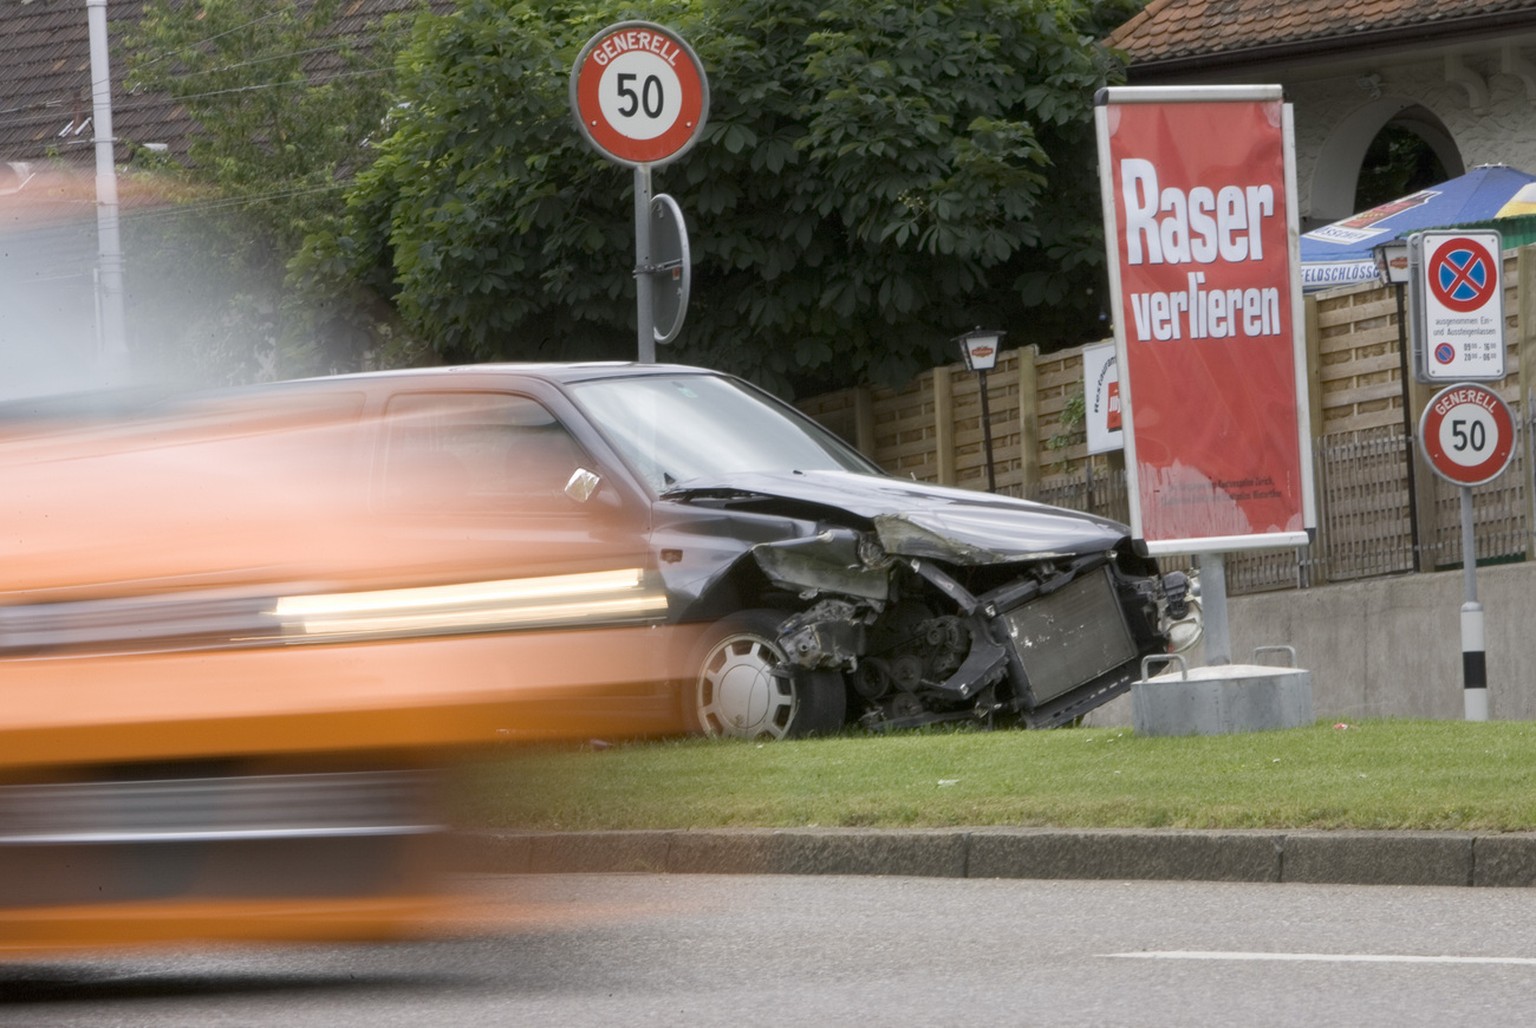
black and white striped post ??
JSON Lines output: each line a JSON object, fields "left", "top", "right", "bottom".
{"left": 1459, "top": 486, "right": 1488, "bottom": 721}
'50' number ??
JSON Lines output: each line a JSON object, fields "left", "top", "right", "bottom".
{"left": 616, "top": 73, "right": 664, "bottom": 119}
{"left": 1450, "top": 418, "right": 1488, "bottom": 453}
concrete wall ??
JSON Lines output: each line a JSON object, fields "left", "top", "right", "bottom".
{"left": 1089, "top": 560, "right": 1536, "bottom": 726}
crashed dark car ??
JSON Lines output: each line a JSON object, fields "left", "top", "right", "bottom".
{"left": 264, "top": 361, "right": 1191, "bottom": 737}
{"left": 179, "top": 363, "right": 1195, "bottom": 740}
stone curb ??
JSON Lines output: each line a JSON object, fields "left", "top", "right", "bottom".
{"left": 450, "top": 828, "right": 1536, "bottom": 887}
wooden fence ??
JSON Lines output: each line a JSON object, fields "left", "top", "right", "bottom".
{"left": 799, "top": 248, "right": 1536, "bottom": 595}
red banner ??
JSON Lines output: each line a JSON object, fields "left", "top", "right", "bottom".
{"left": 1096, "top": 88, "right": 1313, "bottom": 552}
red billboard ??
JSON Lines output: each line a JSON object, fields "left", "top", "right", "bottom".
{"left": 1095, "top": 86, "right": 1314, "bottom": 554}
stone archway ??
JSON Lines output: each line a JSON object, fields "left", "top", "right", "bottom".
{"left": 1309, "top": 99, "right": 1462, "bottom": 227}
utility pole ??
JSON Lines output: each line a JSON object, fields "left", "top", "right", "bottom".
{"left": 87, "top": 0, "right": 130, "bottom": 379}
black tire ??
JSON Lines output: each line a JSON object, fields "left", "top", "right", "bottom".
{"left": 687, "top": 609, "right": 846, "bottom": 740}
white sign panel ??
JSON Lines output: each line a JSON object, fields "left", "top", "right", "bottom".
{"left": 1410, "top": 229, "right": 1506, "bottom": 382}
{"left": 1082, "top": 341, "right": 1123, "bottom": 455}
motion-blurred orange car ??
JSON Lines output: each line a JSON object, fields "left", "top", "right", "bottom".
{"left": 0, "top": 377, "right": 685, "bottom": 956}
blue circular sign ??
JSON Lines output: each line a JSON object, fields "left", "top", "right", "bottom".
{"left": 1434, "top": 342, "right": 1456, "bottom": 365}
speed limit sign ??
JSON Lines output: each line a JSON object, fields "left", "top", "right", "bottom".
{"left": 1418, "top": 382, "right": 1516, "bottom": 486}
{"left": 570, "top": 21, "right": 709, "bottom": 167}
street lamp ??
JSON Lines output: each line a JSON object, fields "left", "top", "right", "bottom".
{"left": 955, "top": 327, "right": 1006, "bottom": 492}
{"left": 1372, "top": 239, "right": 1409, "bottom": 286}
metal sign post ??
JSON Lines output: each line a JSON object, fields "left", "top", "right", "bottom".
{"left": 633, "top": 166, "right": 656, "bottom": 363}
{"left": 570, "top": 22, "right": 709, "bottom": 362}
{"left": 1418, "top": 382, "right": 1516, "bottom": 720}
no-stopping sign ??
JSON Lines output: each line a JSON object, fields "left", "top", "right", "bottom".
{"left": 570, "top": 21, "right": 709, "bottom": 167}
{"left": 1410, "top": 229, "right": 1506, "bottom": 382}
{"left": 1418, "top": 382, "right": 1516, "bottom": 486}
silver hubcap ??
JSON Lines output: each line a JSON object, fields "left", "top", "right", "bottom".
{"left": 696, "top": 632, "right": 797, "bottom": 740}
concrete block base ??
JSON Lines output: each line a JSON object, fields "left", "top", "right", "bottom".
{"left": 1132, "top": 662, "right": 1313, "bottom": 736}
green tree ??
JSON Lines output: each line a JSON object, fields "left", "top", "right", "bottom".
{"left": 120, "top": 0, "right": 421, "bottom": 383}
{"left": 305, "top": 0, "right": 1125, "bottom": 394}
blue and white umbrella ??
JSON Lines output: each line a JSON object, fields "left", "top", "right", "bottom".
{"left": 1299, "top": 164, "right": 1536, "bottom": 291}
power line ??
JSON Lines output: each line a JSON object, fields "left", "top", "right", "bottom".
{"left": 0, "top": 64, "right": 397, "bottom": 141}
{"left": 22, "top": 178, "right": 350, "bottom": 219}
{"left": 2, "top": 6, "right": 417, "bottom": 133}
{"left": 131, "top": 1, "right": 432, "bottom": 71}
{"left": 4, "top": 14, "right": 347, "bottom": 112}
{"left": 123, "top": 180, "right": 351, "bottom": 219}
{"left": 144, "top": 40, "right": 382, "bottom": 79}
{"left": 145, "top": 64, "right": 396, "bottom": 105}
{"left": 132, "top": 9, "right": 289, "bottom": 70}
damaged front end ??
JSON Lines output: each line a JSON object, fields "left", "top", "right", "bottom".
{"left": 751, "top": 518, "right": 1196, "bottom": 731}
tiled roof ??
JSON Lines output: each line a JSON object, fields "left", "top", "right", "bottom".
{"left": 0, "top": 0, "right": 446, "bottom": 165}
{"left": 0, "top": 0, "right": 145, "bottom": 163}
{"left": 1108, "top": 0, "right": 1536, "bottom": 71}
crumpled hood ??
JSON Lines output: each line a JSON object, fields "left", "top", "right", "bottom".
{"left": 667, "top": 470, "right": 1130, "bottom": 562}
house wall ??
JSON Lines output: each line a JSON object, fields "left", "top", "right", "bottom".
{"left": 1259, "top": 57, "right": 1536, "bottom": 225}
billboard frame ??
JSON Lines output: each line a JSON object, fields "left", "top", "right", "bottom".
{"left": 1095, "top": 84, "right": 1316, "bottom": 557}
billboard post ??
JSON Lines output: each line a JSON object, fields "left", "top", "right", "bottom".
{"left": 1095, "top": 85, "right": 1316, "bottom": 666}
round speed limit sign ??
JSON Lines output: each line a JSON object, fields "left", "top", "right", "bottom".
{"left": 570, "top": 21, "right": 709, "bottom": 167}
{"left": 1418, "top": 382, "right": 1516, "bottom": 486}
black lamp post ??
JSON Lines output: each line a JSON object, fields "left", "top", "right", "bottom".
{"left": 955, "top": 327, "right": 1006, "bottom": 492}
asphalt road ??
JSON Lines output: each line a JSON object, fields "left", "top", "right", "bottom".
{"left": 7, "top": 873, "right": 1536, "bottom": 1026}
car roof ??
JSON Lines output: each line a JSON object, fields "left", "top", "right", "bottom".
{"left": 139, "top": 362, "right": 742, "bottom": 417}
{"left": 286, "top": 362, "right": 725, "bottom": 388}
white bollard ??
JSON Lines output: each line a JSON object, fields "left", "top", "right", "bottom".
{"left": 1462, "top": 601, "right": 1488, "bottom": 722}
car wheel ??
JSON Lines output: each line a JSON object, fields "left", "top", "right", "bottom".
{"left": 688, "top": 609, "right": 846, "bottom": 740}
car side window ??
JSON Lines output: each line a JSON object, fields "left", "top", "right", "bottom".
{"left": 379, "top": 392, "right": 588, "bottom": 512}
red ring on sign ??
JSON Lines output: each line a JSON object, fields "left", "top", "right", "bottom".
{"left": 1418, "top": 384, "right": 1517, "bottom": 486}
{"left": 1427, "top": 237, "right": 1497, "bottom": 314}
{"left": 574, "top": 27, "right": 707, "bottom": 166}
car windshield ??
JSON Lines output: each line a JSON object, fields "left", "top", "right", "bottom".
{"left": 568, "top": 373, "right": 879, "bottom": 493}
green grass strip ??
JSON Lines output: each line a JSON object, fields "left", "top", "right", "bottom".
{"left": 454, "top": 720, "right": 1536, "bottom": 833}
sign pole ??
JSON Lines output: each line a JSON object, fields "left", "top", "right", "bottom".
{"left": 634, "top": 165, "right": 655, "bottom": 364}
{"left": 1460, "top": 487, "right": 1488, "bottom": 720}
